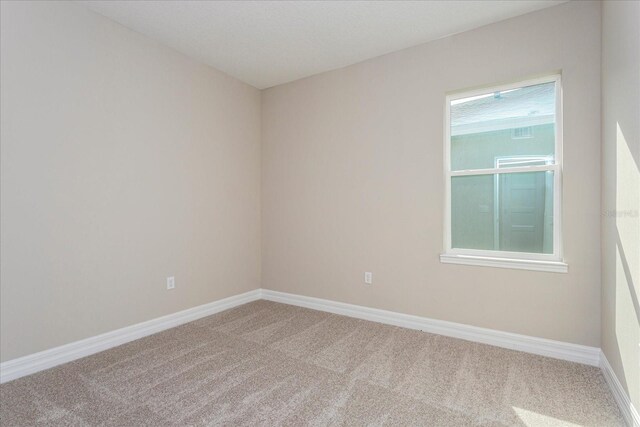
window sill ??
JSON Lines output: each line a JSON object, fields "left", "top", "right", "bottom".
{"left": 439, "top": 253, "right": 568, "bottom": 273}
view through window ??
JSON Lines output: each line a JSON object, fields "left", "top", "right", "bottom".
{"left": 445, "top": 76, "right": 562, "bottom": 263}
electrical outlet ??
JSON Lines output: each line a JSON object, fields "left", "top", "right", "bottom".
{"left": 364, "top": 272, "right": 372, "bottom": 285}
{"left": 167, "top": 276, "right": 175, "bottom": 290}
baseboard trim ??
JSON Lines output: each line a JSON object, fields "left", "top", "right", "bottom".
{"left": 600, "top": 351, "right": 639, "bottom": 427}
{"left": 3, "top": 287, "right": 635, "bottom": 424}
{"left": 0, "top": 289, "right": 262, "bottom": 384}
{"left": 261, "top": 289, "right": 601, "bottom": 366}
{"left": 0, "top": 287, "right": 614, "bottom": 399}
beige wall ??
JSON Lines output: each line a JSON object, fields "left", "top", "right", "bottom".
{"left": 601, "top": 0, "right": 640, "bottom": 411}
{"left": 0, "top": 1, "right": 261, "bottom": 362}
{"left": 0, "top": 0, "right": 618, "bottom": 370}
{"left": 262, "top": 1, "right": 602, "bottom": 346}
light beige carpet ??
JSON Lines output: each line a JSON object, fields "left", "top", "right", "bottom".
{"left": 0, "top": 300, "right": 625, "bottom": 426}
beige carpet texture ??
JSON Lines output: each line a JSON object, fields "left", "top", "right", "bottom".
{"left": 0, "top": 300, "right": 625, "bottom": 426}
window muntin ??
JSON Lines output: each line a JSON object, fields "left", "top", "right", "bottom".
{"left": 444, "top": 76, "right": 562, "bottom": 263}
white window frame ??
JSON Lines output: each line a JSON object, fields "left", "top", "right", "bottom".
{"left": 440, "top": 74, "right": 568, "bottom": 273}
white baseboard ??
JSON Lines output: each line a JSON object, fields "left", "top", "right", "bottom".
{"left": 0, "top": 289, "right": 261, "bottom": 384}
{"left": 261, "top": 289, "right": 601, "bottom": 366}
{"left": 600, "top": 351, "right": 639, "bottom": 427}
{"left": 4, "top": 286, "right": 630, "bottom": 425}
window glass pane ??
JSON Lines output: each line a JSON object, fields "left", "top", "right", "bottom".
{"left": 451, "top": 171, "right": 554, "bottom": 254}
{"left": 450, "top": 81, "right": 556, "bottom": 171}
{"left": 451, "top": 174, "right": 495, "bottom": 250}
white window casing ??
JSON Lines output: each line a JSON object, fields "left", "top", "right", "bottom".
{"left": 441, "top": 74, "right": 567, "bottom": 273}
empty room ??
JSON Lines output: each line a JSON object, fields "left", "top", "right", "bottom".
{"left": 0, "top": 0, "right": 638, "bottom": 425}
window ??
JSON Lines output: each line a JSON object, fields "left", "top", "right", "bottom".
{"left": 440, "top": 75, "right": 567, "bottom": 272}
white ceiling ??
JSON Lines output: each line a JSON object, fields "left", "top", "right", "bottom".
{"left": 84, "top": 1, "right": 567, "bottom": 89}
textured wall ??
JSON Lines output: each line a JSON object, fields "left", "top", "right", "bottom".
{"left": 0, "top": 1, "right": 262, "bottom": 362}
{"left": 262, "top": 1, "right": 602, "bottom": 346}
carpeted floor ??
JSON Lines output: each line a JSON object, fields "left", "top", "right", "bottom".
{"left": 0, "top": 300, "right": 625, "bottom": 426}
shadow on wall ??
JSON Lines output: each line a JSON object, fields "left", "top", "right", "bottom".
{"left": 617, "top": 228, "right": 640, "bottom": 327}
